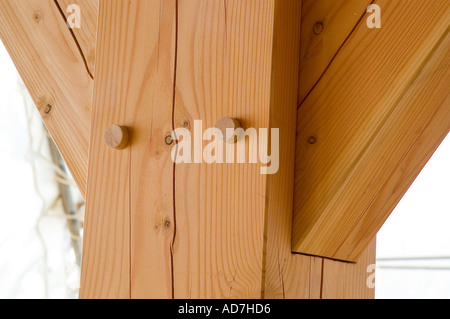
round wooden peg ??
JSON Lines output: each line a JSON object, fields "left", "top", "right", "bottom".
{"left": 104, "top": 124, "right": 130, "bottom": 150}
{"left": 215, "top": 117, "right": 242, "bottom": 144}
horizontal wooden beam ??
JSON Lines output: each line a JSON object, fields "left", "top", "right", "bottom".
{"left": 0, "top": 0, "right": 97, "bottom": 197}
{"left": 293, "top": 0, "right": 450, "bottom": 261}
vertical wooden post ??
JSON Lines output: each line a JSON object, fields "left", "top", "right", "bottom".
{"left": 80, "top": 0, "right": 177, "bottom": 298}
{"left": 80, "top": 0, "right": 376, "bottom": 299}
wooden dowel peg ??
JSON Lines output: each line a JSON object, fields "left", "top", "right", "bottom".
{"left": 215, "top": 117, "right": 242, "bottom": 144}
{"left": 104, "top": 124, "right": 130, "bottom": 150}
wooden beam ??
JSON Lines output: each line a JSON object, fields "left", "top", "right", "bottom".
{"left": 79, "top": 0, "right": 377, "bottom": 299}
{"left": 56, "top": 0, "right": 98, "bottom": 75}
{"left": 334, "top": 31, "right": 450, "bottom": 260}
{"left": 0, "top": 0, "right": 96, "bottom": 197}
{"left": 0, "top": 0, "right": 379, "bottom": 299}
{"left": 298, "top": 0, "right": 373, "bottom": 104}
{"left": 262, "top": 0, "right": 323, "bottom": 299}
{"left": 79, "top": 0, "right": 176, "bottom": 298}
{"left": 171, "top": 0, "right": 304, "bottom": 299}
{"left": 262, "top": 0, "right": 377, "bottom": 299}
{"left": 293, "top": 0, "right": 450, "bottom": 261}
{"left": 322, "top": 239, "right": 376, "bottom": 299}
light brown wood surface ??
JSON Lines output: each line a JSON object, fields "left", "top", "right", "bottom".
{"left": 76, "top": 0, "right": 377, "bottom": 299}
{"left": 293, "top": 0, "right": 450, "bottom": 261}
{"left": 0, "top": 0, "right": 93, "bottom": 197}
{"left": 80, "top": 0, "right": 177, "bottom": 298}
{"left": 298, "top": 0, "right": 373, "bottom": 104}
{"left": 322, "top": 239, "right": 376, "bottom": 299}
{"left": 104, "top": 125, "right": 130, "bottom": 150}
{"left": 276, "top": 0, "right": 378, "bottom": 299}
{"left": 55, "top": 0, "right": 99, "bottom": 75}
{"left": 172, "top": 0, "right": 279, "bottom": 298}
{"left": 172, "top": 0, "right": 304, "bottom": 299}
{"left": 262, "top": 0, "right": 316, "bottom": 299}
{"left": 130, "top": 0, "right": 177, "bottom": 299}
{"left": 335, "top": 28, "right": 450, "bottom": 260}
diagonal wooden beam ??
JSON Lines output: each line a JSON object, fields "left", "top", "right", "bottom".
{"left": 0, "top": 0, "right": 98, "bottom": 197}
{"left": 298, "top": 0, "right": 373, "bottom": 104}
{"left": 55, "top": 0, "right": 98, "bottom": 75}
{"left": 293, "top": 0, "right": 450, "bottom": 261}
{"left": 296, "top": 0, "right": 377, "bottom": 296}
{"left": 334, "top": 32, "right": 450, "bottom": 260}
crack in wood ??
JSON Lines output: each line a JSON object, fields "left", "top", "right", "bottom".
{"left": 53, "top": 0, "right": 94, "bottom": 79}
{"left": 170, "top": 0, "right": 180, "bottom": 300}
{"left": 297, "top": 0, "right": 376, "bottom": 109}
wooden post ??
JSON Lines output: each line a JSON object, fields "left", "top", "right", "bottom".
{"left": 80, "top": 0, "right": 177, "bottom": 298}
{"left": 77, "top": 0, "right": 377, "bottom": 299}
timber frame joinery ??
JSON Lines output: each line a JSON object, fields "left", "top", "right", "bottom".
{"left": 0, "top": 0, "right": 448, "bottom": 299}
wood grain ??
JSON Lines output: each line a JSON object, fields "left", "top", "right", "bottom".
{"left": 173, "top": 0, "right": 276, "bottom": 298}
{"left": 104, "top": 125, "right": 130, "bottom": 150}
{"left": 262, "top": 0, "right": 312, "bottom": 299}
{"left": 293, "top": 0, "right": 450, "bottom": 261}
{"left": 80, "top": 0, "right": 177, "bottom": 298}
{"left": 0, "top": 0, "right": 92, "bottom": 197}
{"left": 56, "top": 0, "right": 98, "bottom": 75}
{"left": 322, "top": 239, "right": 376, "bottom": 299}
{"left": 0, "top": 0, "right": 382, "bottom": 299}
{"left": 294, "top": 0, "right": 378, "bottom": 299}
{"left": 171, "top": 0, "right": 375, "bottom": 300}
{"left": 80, "top": 0, "right": 377, "bottom": 299}
{"left": 298, "top": 0, "right": 373, "bottom": 104}
{"left": 335, "top": 28, "right": 450, "bottom": 260}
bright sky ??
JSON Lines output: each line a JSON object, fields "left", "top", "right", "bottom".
{"left": 0, "top": 38, "right": 449, "bottom": 299}
{"left": 376, "top": 133, "right": 450, "bottom": 299}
